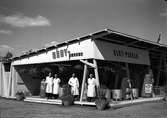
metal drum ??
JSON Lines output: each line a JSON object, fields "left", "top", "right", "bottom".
{"left": 132, "top": 88, "right": 139, "bottom": 99}
{"left": 112, "top": 89, "right": 122, "bottom": 101}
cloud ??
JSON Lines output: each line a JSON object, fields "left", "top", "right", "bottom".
{"left": 0, "top": 30, "right": 12, "bottom": 34}
{"left": 0, "top": 14, "right": 51, "bottom": 27}
{"left": 160, "top": 12, "right": 167, "bottom": 16}
{"left": 160, "top": 9, "right": 167, "bottom": 16}
{"left": 44, "top": 41, "right": 59, "bottom": 48}
{"left": 0, "top": 45, "right": 14, "bottom": 50}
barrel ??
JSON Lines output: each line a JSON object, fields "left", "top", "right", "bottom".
{"left": 153, "top": 86, "right": 160, "bottom": 95}
{"left": 112, "top": 89, "right": 122, "bottom": 101}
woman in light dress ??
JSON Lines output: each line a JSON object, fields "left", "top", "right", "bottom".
{"left": 87, "top": 74, "right": 97, "bottom": 102}
{"left": 52, "top": 74, "right": 61, "bottom": 99}
{"left": 68, "top": 73, "right": 79, "bottom": 99}
{"left": 45, "top": 72, "right": 53, "bottom": 99}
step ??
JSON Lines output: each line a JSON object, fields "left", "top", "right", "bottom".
{"left": 26, "top": 97, "right": 61, "bottom": 102}
{"left": 24, "top": 96, "right": 164, "bottom": 107}
{"left": 74, "top": 101, "right": 95, "bottom": 106}
{"left": 109, "top": 96, "right": 164, "bottom": 108}
{"left": 24, "top": 97, "right": 62, "bottom": 105}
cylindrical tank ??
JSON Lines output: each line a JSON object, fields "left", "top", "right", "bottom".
{"left": 112, "top": 89, "right": 122, "bottom": 101}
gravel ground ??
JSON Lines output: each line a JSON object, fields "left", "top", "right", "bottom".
{"left": 0, "top": 98, "right": 167, "bottom": 118}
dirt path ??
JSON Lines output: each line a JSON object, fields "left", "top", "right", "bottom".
{"left": 0, "top": 98, "right": 167, "bottom": 118}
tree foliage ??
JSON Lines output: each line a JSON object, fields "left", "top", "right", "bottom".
{"left": 4, "top": 51, "right": 13, "bottom": 59}
{"left": 0, "top": 51, "right": 13, "bottom": 62}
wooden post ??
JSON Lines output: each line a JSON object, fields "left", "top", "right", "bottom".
{"left": 80, "top": 59, "right": 96, "bottom": 68}
{"left": 125, "top": 63, "right": 130, "bottom": 79}
{"left": 125, "top": 62, "right": 133, "bottom": 100}
{"left": 93, "top": 59, "right": 100, "bottom": 87}
{"left": 164, "top": 56, "right": 167, "bottom": 84}
{"left": 114, "top": 72, "right": 119, "bottom": 89}
{"left": 7, "top": 65, "right": 12, "bottom": 98}
{"left": 156, "top": 55, "right": 163, "bottom": 86}
{"left": 79, "top": 62, "right": 88, "bottom": 103}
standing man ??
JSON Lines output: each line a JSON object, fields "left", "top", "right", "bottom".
{"left": 45, "top": 72, "right": 53, "bottom": 99}
{"left": 68, "top": 73, "right": 79, "bottom": 100}
{"left": 53, "top": 74, "right": 61, "bottom": 99}
{"left": 87, "top": 74, "right": 97, "bottom": 102}
{"left": 121, "top": 77, "right": 133, "bottom": 100}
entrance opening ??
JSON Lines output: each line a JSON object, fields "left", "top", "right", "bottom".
{"left": 15, "top": 60, "right": 84, "bottom": 96}
{"left": 15, "top": 59, "right": 151, "bottom": 103}
{"left": 97, "top": 60, "right": 149, "bottom": 97}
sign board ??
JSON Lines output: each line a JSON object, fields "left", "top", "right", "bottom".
{"left": 12, "top": 38, "right": 150, "bottom": 65}
{"left": 145, "top": 84, "right": 153, "bottom": 93}
{"left": 51, "top": 48, "right": 83, "bottom": 60}
{"left": 12, "top": 39, "right": 94, "bottom": 65}
{"left": 94, "top": 40, "right": 150, "bottom": 65}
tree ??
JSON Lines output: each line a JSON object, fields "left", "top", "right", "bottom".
{"left": 4, "top": 51, "right": 13, "bottom": 59}
{"left": 0, "top": 51, "right": 13, "bottom": 62}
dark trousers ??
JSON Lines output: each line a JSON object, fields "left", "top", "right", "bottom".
{"left": 53, "top": 94, "right": 58, "bottom": 99}
{"left": 87, "top": 97, "right": 95, "bottom": 102}
{"left": 73, "top": 95, "right": 79, "bottom": 100}
{"left": 46, "top": 93, "right": 52, "bottom": 99}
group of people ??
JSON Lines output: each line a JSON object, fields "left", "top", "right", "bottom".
{"left": 41, "top": 72, "right": 97, "bottom": 101}
{"left": 40, "top": 70, "right": 155, "bottom": 101}
{"left": 44, "top": 72, "right": 61, "bottom": 99}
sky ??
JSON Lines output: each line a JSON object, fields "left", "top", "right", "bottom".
{"left": 0, "top": 0, "right": 167, "bottom": 56}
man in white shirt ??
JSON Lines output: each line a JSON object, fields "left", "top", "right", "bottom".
{"left": 68, "top": 73, "right": 79, "bottom": 100}
{"left": 53, "top": 74, "right": 61, "bottom": 99}
{"left": 87, "top": 74, "right": 97, "bottom": 102}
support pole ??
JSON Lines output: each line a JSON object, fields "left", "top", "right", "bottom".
{"left": 80, "top": 59, "right": 96, "bottom": 68}
{"left": 125, "top": 63, "right": 130, "bottom": 79}
{"left": 114, "top": 72, "right": 119, "bottom": 89}
{"left": 156, "top": 55, "right": 163, "bottom": 86}
{"left": 79, "top": 62, "right": 88, "bottom": 103}
{"left": 164, "top": 56, "right": 167, "bottom": 84}
{"left": 93, "top": 59, "right": 100, "bottom": 87}
{"left": 7, "top": 65, "right": 13, "bottom": 98}
{"left": 125, "top": 62, "right": 133, "bottom": 100}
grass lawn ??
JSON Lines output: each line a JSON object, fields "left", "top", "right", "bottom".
{"left": 0, "top": 98, "right": 167, "bottom": 118}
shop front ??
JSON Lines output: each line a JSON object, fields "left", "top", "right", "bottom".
{"left": 5, "top": 29, "right": 167, "bottom": 105}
